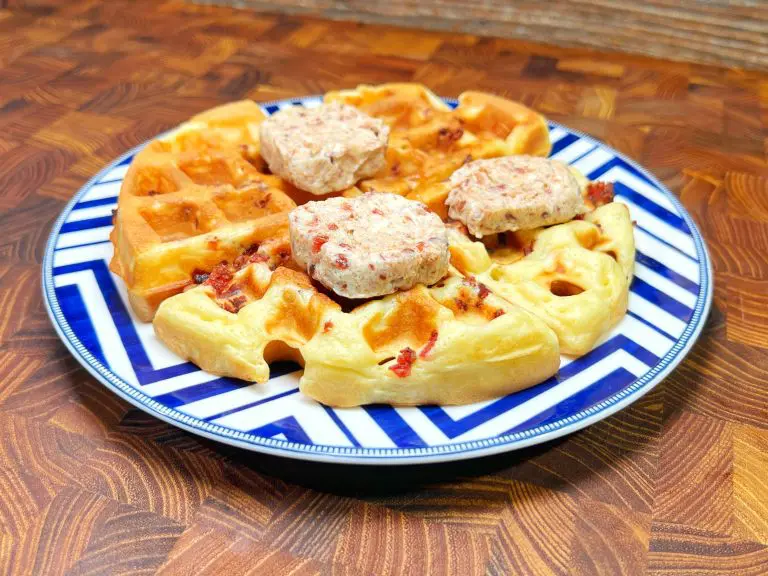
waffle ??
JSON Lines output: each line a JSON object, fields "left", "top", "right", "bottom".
{"left": 154, "top": 256, "right": 560, "bottom": 407}
{"left": 325, "top": 84, "right": 552, "bottom": 218}
{"left": 111, "top": 86, "right": 550, "bottom": 321}
{"left": 448, "top": 200, "right": 635, "bottom": 355}
{"left": 109, "top": 101, "right": 307, "bottom": 321}
{"left": 110, "top": 85, "right": 629, "bottom": 406}
{"left": 152, "top": 188, "right": 632, "bottom": 406}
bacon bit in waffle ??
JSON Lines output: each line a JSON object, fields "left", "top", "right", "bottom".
{"left": 312, "top": 234, "right": 329, "bottom": 254}
{"left": 416, "top": 242, "right": 425, "bottom": 252}
{"left": 389, "top": 347, "right": 417, "bottom": 378}
{"left": 257, "top": 193, "right": 272, "bottom": 208}
{"left": 368, "top": 263, "right": 375, "bottom": 270}
{"left": 204, "top": 263, "right": 233, "bottom": 296}
{"left": 338, "top": 243, "right": 352, "bottom": 250}
{"left": 372, "top": 208, "right": 384, "bottom": 216}
{"left": 328, "top": 223, "right": 338, "bottom": 230}
{"left": 391, "top": 162, "right": 401, "bottom": 176}
{"left": 455, "top": 297, "right": 469, "bottom": 312}
{"left": 574, "top": 213, "right": 585, "bottom": 220}
{"left": 225, "top": 293, "right": 249, "bottom": 313}
{"left": 492, "top": 309, "right": 506, "bottom": 319}
{"left": 334, "top": 254, "right": 350, "bottom": 269}
{"left": 323, "top": 321, "right": 334, "bottom": 333}
{"left": 586, "top": 182, "right": 614, "bottom": 207}
{"left": 478, "top": 283, "right": 491, "bottom": 299}
{"left": 192, "top": 269, "right": 210, "bottom": 284}
{"left": 437, "top": 126, "right": 464, "bottom": 146}
{"left": 419, "top": 330, "right": 439, "bottom": 359}
{"left": 341, "top": 202, "right": 353, "bottom": 212}
{"left": 234, "top": 245, "right": 269, "bottom": 270}
{"left": 247, "top": 252, "right": 269, "bottom": 268}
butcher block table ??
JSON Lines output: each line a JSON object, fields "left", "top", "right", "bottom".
{"left": 1, "top": 0, "right": 767, "bottom": 574}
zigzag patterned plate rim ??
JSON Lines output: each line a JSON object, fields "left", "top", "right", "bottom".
{"left": 42, "top": 95, "right": 713, "bottom": 465}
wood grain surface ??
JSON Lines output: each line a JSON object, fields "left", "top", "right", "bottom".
{"left": 0, "top": 0, "right": 767, "bottom": 574}
{"left": 200, "top": 0, "right": 768, "bottom": 71}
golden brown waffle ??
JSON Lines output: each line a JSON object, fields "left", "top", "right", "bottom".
{"left": 111, "top": 86, "right": 554, "bottom": 322}
{"left": 325, "top": 84, "right": 551, "bottom": 218}
{"left": 109, "top": 101, "right": 307, "bottom": 321}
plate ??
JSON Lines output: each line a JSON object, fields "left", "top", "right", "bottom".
{"left": 43, "top": 95, "right": 712, "bottom": 464}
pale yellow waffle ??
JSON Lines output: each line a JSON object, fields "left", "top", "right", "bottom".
{"left": 152, "top": 195, "right": 632, "bottom": 406}
{"left": 154, "top": 255, "right": 560, "bottom": 407}
{"left": 447, "top": 200, "right": 635, "bottom": 355}
{"left": 325, "top": 84, "right": 551, "bottom": 218}
{"left": 109, "top": 101, "right": 311, "bottom": 321}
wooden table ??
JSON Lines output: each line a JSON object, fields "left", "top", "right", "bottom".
{"left": 211, "top": 0, "right": 768, "bottom": 70}
{"left": 1, "top": 1, "right": 766, "bottom": 574}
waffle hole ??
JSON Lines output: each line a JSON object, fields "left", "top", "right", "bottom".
{"left": 550, "top": 280, "right": 585, "bottom": 297}
{"left": 213, "top": 186, "right": 282, "bottom": 222}
{"left": 239, "top": 144, "right": 265, "bottom": 168}
{"left": 140, "top": 202, "right": 214, "bottom": 241}
{"left": 574, "top": 226, "right": 599, "bottom": 250}
{"left": 179, "top": 157, "right": 240, "bottom": 186}
{"left": 263, "top": 340, "right": 305, "bottom": 366}
{"left": 489, "top": 268, "right": 505, "bottom": 281}
{"left": 133, "top": 168, "right": 179, "bottom": 196}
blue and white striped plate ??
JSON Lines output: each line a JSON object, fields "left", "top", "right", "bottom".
{"left": 42, "top": 96, "right": 712, "bottom": 464}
